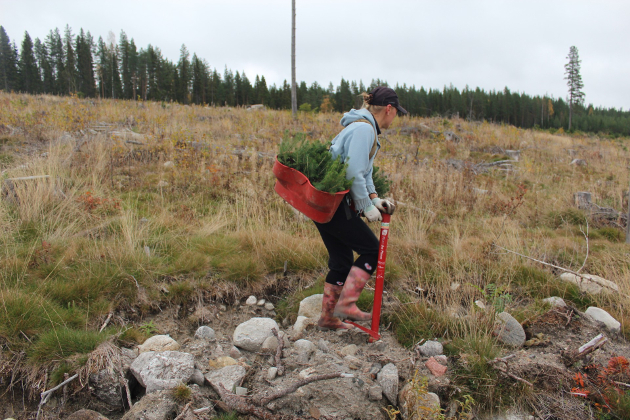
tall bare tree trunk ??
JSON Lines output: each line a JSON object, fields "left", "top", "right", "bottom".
{"left": 291, "top": 0, "right": 297, "bottom": 120}
{"left": 626, "top": 177, "right": 630, "bottom": 244}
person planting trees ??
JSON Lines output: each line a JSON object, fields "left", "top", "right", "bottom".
{"left": 315, "top": 86, "right": 407, "bottom": 331}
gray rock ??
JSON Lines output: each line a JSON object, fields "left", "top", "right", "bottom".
{"left": 121, "top": 390, "right": 178, "bottom": 420}
{"left": 374, "top": 340, "right": 387, "bottom": 352}
{"left": 341, "top": 344, "right": 358, "bottom": 357}
{"left": 494, "top": 312, "right": 526, "bottom": 347}
{"left": 368, "top": 385, "right": 383, "bottom": 401}
{"left": 66, "top": 409, "right": 109, "bottom": 420}
{"left": 268, "top": 367, "right": 278, "bottom": 380}
{"left": 235, "top": 386, "right": 248, "bottom": 396}
{"left": 233, "top": 317, "right": 279, "bottom": 352}
{"left": 399, "top": 382, "right": 440, "bottom": 420}
{"left": 570, "top": 158, "right": 587, "bottom": 166}
{"left": 130, "top": 351, "right": 195, "bottom": 393}
{"left": 264, "top": 302, "right": 275, "bottom": 310}
{"left": 205, "top": 365, "right": 247, "bottom": 393}
{"left": 505, "top": 150, "right": 521, "bottom": 161}
{"left": 137, "top": 335, "right": 180, "bottom": 354}
{"left": 585, "top": 307, "right": 621, "bottom": 333}
{"left": 344, "top": 355, "right": 362, "bottom": 370}
{"left": 543, "top": 297, "right": 566, "bottom": 308}
{"left": 163, "top": 161, "right": 174, "bottom": 168}
{"left": 294, "top": 339, "right": 316, "bottom": 363}
{"left": 560, "top": 273, "right": 618, "bottom": 295}
{"left": 369, "top": 363, "right": 382, "bottom": 375}
{"left": 261, "top": 335, "right": 279, "bottom": 353}
{"left": 418, "top": 340, "right": 443, "bottom": 357}
{"left": 317, "top": 339, "right": 330, "bottom": 352}
{"left": 298, "top": 294, "right": 323, "bottom": 318}
{"left": 377, "top": 363, "right": 399, "bottom": 405}
{"left": 89, "top": 368, "right": 125, "bottom": 408}
{"left": 194, "top": 326, "right": 216, "bottom": 341}
{"left": 229, "top": 346, "right": 242, "bottom": 359}
{"left": 190, "top": 369, "right": 205, "bottom": 386}
{"left": 257, "top": 299, "right": 266, "bottom": 306}
{"left": 293, "top": 316, "right": 315, "bottom": 336}
{"left": 245, "top": 295, "right": 257, "bottom": 305}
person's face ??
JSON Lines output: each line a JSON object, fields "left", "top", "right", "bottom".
{"left": 380, "top": 105, "right": 398, "bottom": 129}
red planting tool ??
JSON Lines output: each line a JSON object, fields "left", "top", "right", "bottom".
{"left": 347, "top": 213, "right": 391, "bottom": 342}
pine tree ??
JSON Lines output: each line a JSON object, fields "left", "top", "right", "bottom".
{"left": 34, "top": 38, "right": 54, "bottom": 93}
{"left": 46, "top": 28, "right": 65, "bottom": 94}
{"left": 18, "top": 31, "right": 40, "bottom": 93}
{"left": 564, "top": 46, "right": 585, "bottom": 131}
{"left": 63, "top": 25, "right": 77, "bottom": 94}
{"left": 0, "top": 26, "right": 19, "bottom": 91}
{"left": 75, "top": 29, "right": 96, "bottom": 97}
{"left": 176, "top": 44, "right": 190, "bottom": 103}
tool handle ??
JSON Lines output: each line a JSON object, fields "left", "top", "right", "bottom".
{"left": 370, "top": 214, "right": 391, "bottom": 339}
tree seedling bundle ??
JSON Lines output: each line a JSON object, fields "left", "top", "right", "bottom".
{"left": 277, "top": 132, "right": 391, "bottom": 196}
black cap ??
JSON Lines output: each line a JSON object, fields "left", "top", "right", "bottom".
{"left": 369, "top": 86, "right": 408, "bottom": 115}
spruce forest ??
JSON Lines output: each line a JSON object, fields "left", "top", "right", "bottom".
{"left": 1, "top": 25, "right": 629, "bottom": 136}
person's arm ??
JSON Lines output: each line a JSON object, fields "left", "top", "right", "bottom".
{"left": 345, "top": 125, "right": 376, "bottom": 212}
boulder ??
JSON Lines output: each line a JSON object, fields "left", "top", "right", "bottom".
{"left": 399, "top": 382, "right": 441, "bottom": 420}
{"left": 543, "top": 297, "right": 566, "bottom": 308}
{"left": 261, "top": 335, "right": 279, "bottom": 353}
{"left": 233, "top": 317, "right": 279, "bottom": 352}
{"left": 265, "top": 302, "right": 275, "bottom": 310}
{"left": 245, "top": 295, "right": 257, "bottom": 305}
{"left": 585, "top": 307, "right": 621, "bottom": 333}
{"left": 493, "top": 312, "right": 526, "bottom": 347}
{"left": 377, "top": 363, "right": 399, "bottom": 405}
{"left": 121, "top": 390, "right": 178, "bottom": 420}
{"left": 298, "top": 294, "right": 323, "bottom": 318}
{"left": 130, "top": 351, "right": 195, "bottom": 393}
{"left": 418, "top": 341, "right": 443, "bottom": 357}
{"left": 66, "top": 410, "right": 109, "bottom": 420}
{"left": 194, "top": 326, "right": 216, "bottom": 341}
{"left": 137, "top": 335, "right": 180, "bottom": 354}
{"left": 205, "top": 365, "right": 247, "bottom": 393}
{"left": 292, "top": 316, "right": 316, "bottom": 337}
{"left": 560, "top": 273, "right": 618, "bottom": 295}
{"left": 89, "top": 368, "right": 125, "bottom": 409}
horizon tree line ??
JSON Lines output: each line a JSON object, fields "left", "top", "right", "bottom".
{"left": 0, "top": 25, "right": 628, "bottom": 136}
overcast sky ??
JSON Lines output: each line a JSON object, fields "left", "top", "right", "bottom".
{"left": 1, "top": 0, "right": 629, "bottom": 110}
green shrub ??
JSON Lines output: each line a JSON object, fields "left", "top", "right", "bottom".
{"left": 545, "top": 208, "right": 587, "bottom": 228}
{"left": 372, "top": 166, "right": 391, "bottom": 197}
{"left": 595, "top": 227, "right": 624, "bottom": 242}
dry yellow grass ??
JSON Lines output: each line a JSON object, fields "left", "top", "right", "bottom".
{"left": 0, "top": 92, "right": 629, "bottom": 409}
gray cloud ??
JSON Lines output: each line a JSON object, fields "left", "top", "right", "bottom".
{"left": 1, "top": 0, "right": 628, "bottom": 109}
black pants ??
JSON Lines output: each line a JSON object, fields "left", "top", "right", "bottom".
{"left": 314, "top": 200, "right": 379, "bottom": 286}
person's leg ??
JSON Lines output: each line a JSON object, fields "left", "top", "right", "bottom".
{"left": 313, "top": 208, "right": 355, "bottom": 330}
{"left": 314, "top": 204, "right": 379, "bottom": 325}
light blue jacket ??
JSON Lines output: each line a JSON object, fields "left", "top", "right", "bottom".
{"left": 329, "top": 108, "right": 380, "bottom": 213}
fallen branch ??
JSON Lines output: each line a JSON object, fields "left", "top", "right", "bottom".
{"left": 36, "top": 374, "right": 79, "bottom": 419}
{"left": 173, "top": 402, "right": 193, "bottom": 420}
{"left": 215, "top": 383, "right": 299, "bottom": 420}
{"left": 562, "top": 333, "right": 608, "bottom": 366}
{"left": 99, "top": 312, "right": 113, "bottom": 332}
{"left": 271, "top": 328, "right": 284, "bottom": 377}
{"left": 253, "top": 372, "right": 351, "bottom": 406}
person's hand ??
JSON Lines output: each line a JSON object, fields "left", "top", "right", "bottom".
{"left": 364, "top": 205, "right": 382, "bottom": 222}
{"left": 372, "top": 197, "right": 396, "bottom": 215}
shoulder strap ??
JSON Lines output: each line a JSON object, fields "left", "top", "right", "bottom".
{"left": 350, "top": 119, "right": 379, "bottom": 160}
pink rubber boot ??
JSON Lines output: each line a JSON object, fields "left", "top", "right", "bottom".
{"left": 318, "top": 283, "right": 354, "bottom": 331}
{"left": 334, "top": 266, "right": 372, "bottom": 321}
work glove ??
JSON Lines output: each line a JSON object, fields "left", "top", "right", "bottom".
{"left": 372, "top": 197, "right": 396, "bottom": 215}
{"left": 363, "top": 205, "right": 382, "bottom": 222}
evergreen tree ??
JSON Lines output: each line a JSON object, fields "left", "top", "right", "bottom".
{"left": 34, "top": 38, "right": 54, "bottom": 93}
{"left": 63, "top": 25, "right": 77, "bottom": 94}
{"left": 0, "top": 26, "right": 19, "bottom": 91}
{"left": 191, "top": 53, "right": 209, "bottom": 105}
{"left": 46, "top": 28, "right": 65, "bottom": 94}
{"left": 18, "top": 31, "right": 40, "bottom": 93}
{"left": 75, "top": 30, "right": 96, "bottom": 97}
{"left": 223, "top": 67, "right": 234, "bottom": 106}
{"left": 564, "top": 45, "right": 585, "bottom": 131}
{"left": 176, "top": 44, "right": 190, "bottom": 103}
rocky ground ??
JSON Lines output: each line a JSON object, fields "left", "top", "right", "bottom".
{"left": 2, "top": 283, "right": 629, "bottom": 420}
